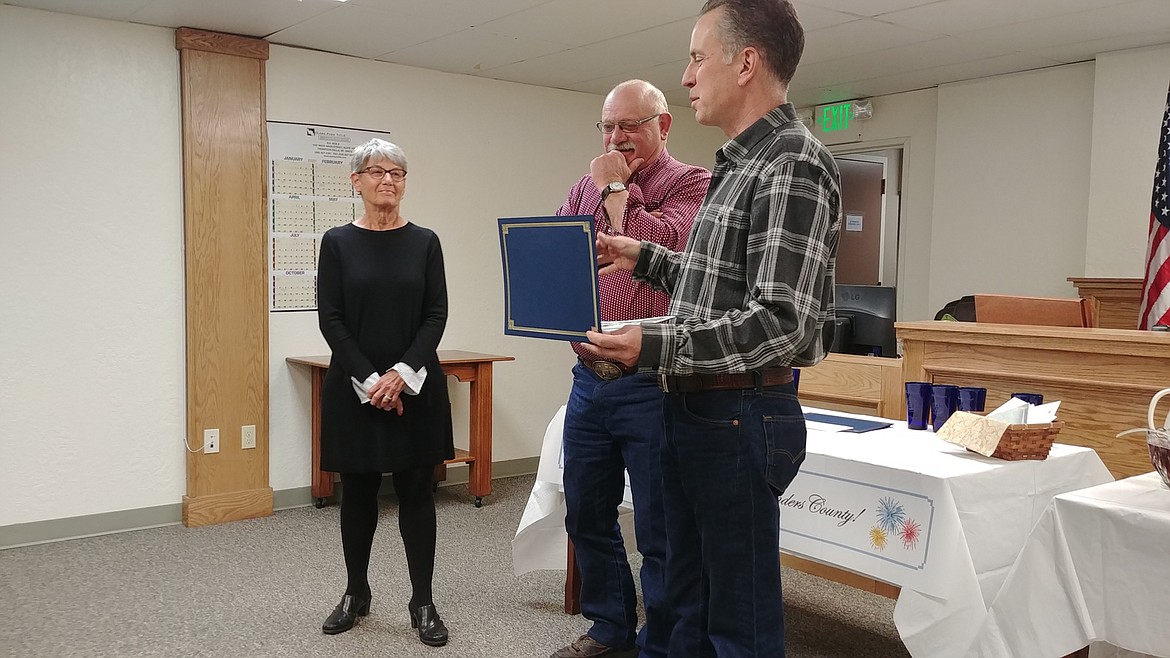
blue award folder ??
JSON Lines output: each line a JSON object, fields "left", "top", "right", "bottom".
{"left": 498, "top": 215, "right": 601, "bottom": 342}
{"left": 804, "top": 412, "right": 893, "bottom": 433}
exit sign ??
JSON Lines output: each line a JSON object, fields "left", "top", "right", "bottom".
{"left": 819, "top": 102, "right": 852, "bottom": 132}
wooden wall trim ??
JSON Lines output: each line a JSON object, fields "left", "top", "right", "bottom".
{"left": 175, "top": 27, "right": 269, "bottom": 60}
{"left": 177, "top": 29, "right": 271, "bottom": 527}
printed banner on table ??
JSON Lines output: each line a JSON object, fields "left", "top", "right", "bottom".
{"left": 780, "top": 459, "right": 953, "bottom": 597}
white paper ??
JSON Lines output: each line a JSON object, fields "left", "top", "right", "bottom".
{"left": 987, "top": 397, "right": 1061, "bottom": 425}
{"left": 601, "top": 316, "right": 673, "bottom": 332}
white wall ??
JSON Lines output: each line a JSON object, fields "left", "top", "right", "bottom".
{"left": 1085, "top": 44, "right": 1170, "bottom": 276}
{"left": 265, "top": 45, "right": 725, "bottom": 490}
{"left": 928, "top": 64, "right": 1096, "bottom": 313}
{"left": 0, "top": 6, "right": 725, "bottom": 525}
{"left": 0, "top": 7, "right": 185, "bottom": 526}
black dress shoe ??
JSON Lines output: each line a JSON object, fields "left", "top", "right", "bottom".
{"left": 408, "top": 603, "right": 448, "bottom": 647}
{"left": 322, "top": 594, "right": 370, "bottom": 635}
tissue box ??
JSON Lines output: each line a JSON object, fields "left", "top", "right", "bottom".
{"left": 936, "top": 411, "right": 1064, "bottom": 460}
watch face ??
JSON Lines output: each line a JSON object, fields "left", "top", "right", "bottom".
{"left": 608, "top": 182, "right": 625, "bottom": 192}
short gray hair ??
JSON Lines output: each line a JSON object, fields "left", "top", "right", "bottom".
{"left": 350, "top": 138, "right": 407, "bottom": 173}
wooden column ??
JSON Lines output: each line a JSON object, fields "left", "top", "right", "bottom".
{"left": 176, "top": 28, "right": 273, "bottom": 527}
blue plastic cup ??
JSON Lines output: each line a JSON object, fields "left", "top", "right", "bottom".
{"left": 930, "top": 385, "right": 960, "bottom": 431}
{"left": 958, "top": 386, "right": 987, "bottom": 412}
{"left": 1011, "top": 392, "right": 1044, "bottom": 406}
{"left": 905, "top": 382, "right": 932, "bottom": 430}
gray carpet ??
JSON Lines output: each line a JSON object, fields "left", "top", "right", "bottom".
{"left": 0, "top": 475, "right": 908, "bottom": 657}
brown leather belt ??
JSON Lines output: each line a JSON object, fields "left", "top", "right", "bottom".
{"left": 659, "top": 367, "right": 793, "bottom": 393}
{"left": 580, "top": 358, "right": 636, "bottom": 381}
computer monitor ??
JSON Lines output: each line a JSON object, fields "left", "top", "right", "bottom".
{"left": 832, "top": 285, "right": 898, "bottom": 358}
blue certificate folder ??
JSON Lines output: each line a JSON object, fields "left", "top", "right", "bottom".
{"left": 498, "top": 215, "right": 601, "bottom": 342}
{"left": 804, "top": 412, "right": 893, "bottom": 433}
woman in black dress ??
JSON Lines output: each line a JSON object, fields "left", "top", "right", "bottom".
{"left": 316, "top": 138, "right": 454, "bottom": 647}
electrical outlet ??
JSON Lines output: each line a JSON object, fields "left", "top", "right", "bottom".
{"left": 203, "top": 428, "right": 220, "bottom": 454}
{"left": 241, "top": 424, "right": 256, "bottom": 450}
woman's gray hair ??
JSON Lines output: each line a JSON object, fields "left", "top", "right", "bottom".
{"left": 350, "top": 138, "right": 407, "bottom": 173}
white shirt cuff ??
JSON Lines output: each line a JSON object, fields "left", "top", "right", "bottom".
{"left": 392, "top": 362, "right": 427, "bottom": 395}
{"left": 350, "top": 371, "right": 381, "bottom": 404}
{"left": 350, "top": 364, "right": 427, "bottom": 403}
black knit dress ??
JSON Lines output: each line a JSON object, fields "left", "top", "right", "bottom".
{"left": 317, "top": 222, "right": 454, "bottom": 473}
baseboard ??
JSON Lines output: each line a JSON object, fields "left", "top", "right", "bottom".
{"left": 0, "top": 456, "right": 539, "bottom": 550}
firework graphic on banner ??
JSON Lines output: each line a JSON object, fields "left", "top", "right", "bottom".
{"left": 870, "top": 496, "right": 922, "bottom": 551}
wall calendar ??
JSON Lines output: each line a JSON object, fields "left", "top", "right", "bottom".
{"left": 267, "top": 121, "right": 392, "bottom": 311}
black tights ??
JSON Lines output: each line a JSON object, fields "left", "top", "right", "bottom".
{"left": 339, "top": 466, "right": 437, "bottom": 609}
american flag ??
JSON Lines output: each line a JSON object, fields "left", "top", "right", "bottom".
{"left": 1139, "top": 86, "right": 1170, "bottom": 330}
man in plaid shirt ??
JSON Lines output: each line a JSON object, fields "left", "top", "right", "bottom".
{"left": 584, "top": 2, "right": 842, "bottom": 656}
{"left": 552, "top": 80, "right": 710, "bottom": 658}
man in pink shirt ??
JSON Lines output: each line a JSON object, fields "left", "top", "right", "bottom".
{"left": 551, "top": 80, "right": 710, "bottom": 658}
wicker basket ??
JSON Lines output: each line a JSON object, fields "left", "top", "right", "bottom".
{"left": 990, "top": 420, "right": 1064, "bottom": 460}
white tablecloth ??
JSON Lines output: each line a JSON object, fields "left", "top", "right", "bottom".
{"left": 513, "top": 406, "right": 1114, "bottom": 657}
{"left": 968, "top": 472, "right": 1170, "bottom": 658}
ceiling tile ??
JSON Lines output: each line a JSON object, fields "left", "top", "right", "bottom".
{"left": 478, "top": 0, "right": 699, "bottom": 48}
{"left": 380, "top": 26, "right": 566, "bottom": 74}
{"left": 571, "top": 57, "right": 691, "bottom": 98}
{"left": 129, "top": 0, "right": 341, "bottom": 37}
{"left": 9, "top": 0, "right": 1169, "bottom": 107}
{"left": 267, "top": 4, "right": 465, "bottom": 58}
{"left": 956, "top": 0, "right": 1170, "bottom": 53}
{"left": 345, "top": 0, "right": 551, "bottom": 26}
{"left": 478, "top": 43, "right": 627, "bottom": 89}
{"left": 803, "top": 17, "right": 941, "bottom": 63}
{"left": 789, "top": 2, "right": 863, "bottom": 30}
{"left": 1028, "top": 28, "right": 1170, "bottom": 63}
{"left": 839, "top": 52, "right": 1066, "bottom": 101}
{"left": 569, "top": 19, "right": 695, "bottom": 76}
{"left": 795, "top": 36, "right": 1008, "bottom": 89}
{"left": 798, "top": 0, "right": 940, "bottom": 19}
{"left": 883, "top": 0, "right": 1135, "bottom": 36}
{"left": 4, "top": 0, "right": 151, "bottom": 21}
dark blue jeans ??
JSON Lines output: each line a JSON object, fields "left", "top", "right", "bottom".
{"left": 563, "top": 362, "right": 668, "bottom": 658}
{"left": 661, "top": 383, "right": 805, "bottom": 658}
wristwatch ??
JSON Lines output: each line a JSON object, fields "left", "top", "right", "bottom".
{"left": 600, "top": 181, "right": 626, "bottom": 202}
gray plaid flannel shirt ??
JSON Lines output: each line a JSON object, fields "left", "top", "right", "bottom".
{"left": 636, "top": 104, "right": 842, "bottom": 376}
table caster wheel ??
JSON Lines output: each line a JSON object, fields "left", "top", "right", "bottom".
{"left": 475, "top": 497, "right": 484, "bottom": 508}
{"left": 315, "top": 497, "right": 326, "bottom": 509}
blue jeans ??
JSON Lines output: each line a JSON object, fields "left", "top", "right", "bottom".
{"left": 661, "top": 383, "right": 805, "bottom": 658}
{"left": 563, "top": 362, "right": 668, "bottom": 658}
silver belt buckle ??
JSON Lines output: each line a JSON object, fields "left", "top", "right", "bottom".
{"left": 591, "top": 360, "right": 623, "bottom": 381}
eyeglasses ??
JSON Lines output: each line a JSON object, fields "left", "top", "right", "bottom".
{"left": 596, "top": 114, "right": 660, "bottom": 134}
{"left": 359, "top": 166, "right": 407, "bottom": 182}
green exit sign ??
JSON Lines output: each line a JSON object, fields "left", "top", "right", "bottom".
{"left": 819, "top": 102, "right": 852, "bottom": 132}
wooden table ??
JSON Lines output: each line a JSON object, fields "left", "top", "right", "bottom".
{"left": 286, "top": 350, "right": 514, "bottom": 508}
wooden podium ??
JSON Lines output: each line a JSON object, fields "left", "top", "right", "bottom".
{"left": 1067, "top": 277, "right": 1143, "bottom": 330}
